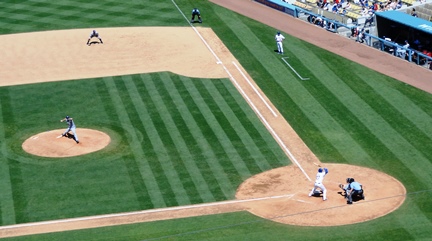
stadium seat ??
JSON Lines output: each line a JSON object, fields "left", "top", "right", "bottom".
{"left": 401, "top": 0, "right": 414, "bottom": 5}
{"left": 292, "top": 1, "right": 313, "bottom": 10}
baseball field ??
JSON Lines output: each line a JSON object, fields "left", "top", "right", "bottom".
{"left": 0, "top": 0, "right": 431, "bottom": 240}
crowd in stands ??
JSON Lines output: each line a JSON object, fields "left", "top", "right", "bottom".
{"left": 298, "top": 0, "right": 432, "bottom": 69}
{"left": 280, "top": 0, "right": 432, "bottom": 69}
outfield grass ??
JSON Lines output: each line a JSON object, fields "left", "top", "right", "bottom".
{"left": 0, "top": 0, "right": 432, "bottom": 240}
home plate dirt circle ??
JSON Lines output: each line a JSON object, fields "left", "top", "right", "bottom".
{"left": 236, "top": 164, "right": 406, "bottom": 226}
{"left": 22, "top": 128, "right": 111, "bottom": 158}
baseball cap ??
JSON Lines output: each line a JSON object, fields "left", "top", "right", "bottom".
{"left": 66, "top": 116, "right": 70, "bottom": 119}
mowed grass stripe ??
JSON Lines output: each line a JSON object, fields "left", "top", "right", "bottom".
{"left": 360, "top": 73, "right": 432, "bottom": 138}
{"left": 159, "top": 73, "right": 217, "bottom": 202}
{"left": 218, "top": 79, "right": 292, "bottom": 168}
{"left": 205, "top": 80, "right": 272, "bottom": 172}
{"left": 179, "top": 76, "right": 238, "bottom": 197}
{"left": 191, "top": 79, "right": 252, "bottom": 180}
{"left": 395, "top": 195, "right": 432, "bottom": 238}
{"left": 138, "top": 75, "right": 192, "bottom": 206}
{"left": 303, "top": 47, "right": 432, "bottom": 157}
{"left": 352, "top": 69, "right": 432, "bottom": 147}
{"left": 0, "top": 0, "right": 182, "bottom": 34}
{"left": 164, "top": 73, "right": 227, "bottom": 202}
{"left": 148, "top": 73, "right": 206, "bottom": 204}
{"left": 103, "top": 76, "right": 166, "bottom": 207}
{"left": 0, "top": 96, "right": 16, "bottom": 225}
{"left": 24, "top": 160, "right": 139, "bottom": 220}
{"left": 171, "top": 76, "right": 235, "bottom": 200}
{"left": 122, "top": 75, "right": 179, "bottom": 208}
{"left": 7, "top": 159, "right": 28, "bottom": 223}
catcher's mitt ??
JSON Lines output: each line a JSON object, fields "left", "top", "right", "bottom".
{"left": 338, "top": 183, "right": 344, "bottom": 189}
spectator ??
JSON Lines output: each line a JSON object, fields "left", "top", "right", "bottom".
{"left": 387, "top": 0, "right": 397, "bottom": 10}
{"left": 361, "top": 7, "right": 370, "bottom": 18}
{"left": 314, "top": 16, "right": 324, "bottom": 27}
{"left": 396, "top": 0, "right": 402, "bottom": 9}
{"left": 411, "top": 8, "right": 418, "bottom": 17}
{"left": 396, "top": 40, "right": 410, "bottom": 59}
{"left": 332, "top": 3, "right": 339, "bottom": 13}
{"left": 345, "top": 1, "right": 352, "bottom": 9}
{"left": 351, "top": 26, "right": 359, "bottom": 38}
{"left": 323, "top": 0, "right": 331, "bottom": 10}
{"left": 365, "top": 11, "right": 375, "bottom": 26}
{"left": 373, "top": 1, "right": 379, "bottom": 11}
{"left": 356, "top": 28, "right": 364, "bottom": 42}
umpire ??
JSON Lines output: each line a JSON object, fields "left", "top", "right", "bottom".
{"left": 191, "top": 8, "right": 202, "bottom": 23}
{"left": 346, "top": 178, "right": 364, "bottom": 204}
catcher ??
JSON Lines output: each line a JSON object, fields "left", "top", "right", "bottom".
{"left": 339, "top": 178, "right": 364, "bottom": 204}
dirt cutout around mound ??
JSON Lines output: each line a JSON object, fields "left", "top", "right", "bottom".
{"left": 0, "top": 26, "right": 406, "bottom": 238}
{"left": 22, "top": 129, "right": 110, "bottom": 158}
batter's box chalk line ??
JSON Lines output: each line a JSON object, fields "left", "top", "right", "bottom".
{"left": 281, "top": 57, "right": 310, "bottom": 80}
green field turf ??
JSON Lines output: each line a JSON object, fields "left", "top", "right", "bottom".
{"left": 0, "top": 0, "right": 431, "bottom": 240}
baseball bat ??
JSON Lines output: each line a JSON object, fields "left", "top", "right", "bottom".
{"left": 56, "top": 135, "right": 63, "bottom": 139}
{"left": 313, "top": 162, "right": 321, "bottom": 167}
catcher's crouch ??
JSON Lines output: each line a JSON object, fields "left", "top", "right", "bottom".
{"left": 339, "top": 178, "right": 364, "bottom": 204}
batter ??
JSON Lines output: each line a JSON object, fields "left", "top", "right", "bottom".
{"left": 309, "top": 167, "right": 328, "bottom": 201}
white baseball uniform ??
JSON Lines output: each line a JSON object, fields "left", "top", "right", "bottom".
{"left": 275, "top": 32, "right": 285, "bottom": 54}
{"left": 309, "top": 170, "right": 327, "bottom": 200}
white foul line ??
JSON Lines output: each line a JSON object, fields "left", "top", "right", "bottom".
{"left": 281, "top": 57, "right": 310, "bottom": 80}
{"left": 0, "top": 194, "right": 294, "bottom": 231}
{"left": 171, "top": 0, "right": 311, "bottom": 181}
{"left": 171, "top": 0, "right": 221, "bottom": 64}
{"left": 232, "top": 61, "right": 278, "bottom": 117}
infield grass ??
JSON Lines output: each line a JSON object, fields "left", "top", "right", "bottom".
{"left": 0, "top": 0, "right": 431, "bottom": 240}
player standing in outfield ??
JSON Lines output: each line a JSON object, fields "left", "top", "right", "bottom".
{"left": 87, "top": 30, "right": 103, "bottom": 45}
{"left": 308, "top": 167, "right": 328, "bottom": 201}
{"left": 275, "top": 31, "right": 285, "bottom": 54}
{"left": 191, "top": 8, "right": 202, "bottom": 23}
{"left": 60, "top": 116, "right": 79, "bottom": 144}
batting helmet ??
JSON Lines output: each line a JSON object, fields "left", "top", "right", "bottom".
{"left": 66, "top": 116, "right": 70, "bottom": 119}
{"left": 318, "top": 168, "right": 323, "bottom": 173}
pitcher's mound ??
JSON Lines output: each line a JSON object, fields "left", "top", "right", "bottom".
{"left": 236, "top": 164, "right": 406, "bottom": 226}
{"left": 22, "top": 128, "right": 110, "bottom": 158}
